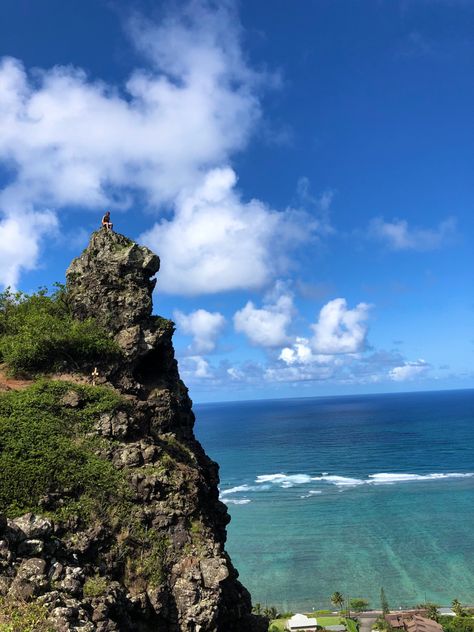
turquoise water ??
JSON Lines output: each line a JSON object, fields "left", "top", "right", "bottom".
{"left": 194, "top": 390, "right": 474, "bottom": 612}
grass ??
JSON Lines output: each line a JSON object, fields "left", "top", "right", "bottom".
{"left": 0, "top": 598, "right": 54, "bottom": 632}
{"left": 0, "top": 286, "right": 120, "bottom": 376}
{"left": 0, "top": 379, "right": 127, "bottom": 519}
{"left": 269, "top": 619, "right": 287, "bottom": 632}
{"left": 0, "top": 378, "right": 174, "bottom": 590}
{"left": 316, "top": 617, "right": 344, "bottom": 626}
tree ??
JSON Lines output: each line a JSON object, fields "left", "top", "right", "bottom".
{"left": 349, "top": 598, "right": 370, "bottom": 613}
{"left": 381, "top": 588, "right": 390, "bottom": 615}
{"left": 264, "top": 606, "right": 279, "bottom": 620}
{"left": 252, "top": 603, "right": 262, "bottom": 615}
{"left": 417, "top": 603, "right": 439, "bottom": 622}
{"left": 452, "top": 600, "right": 464, "bottom": 617}
{"left": 331, "top": 592, "right": 345, "bottom": 612}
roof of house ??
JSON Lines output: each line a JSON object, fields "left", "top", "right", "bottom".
{"left": 385, "top": 611, "right": 429, "bottom": 629}
{"left": 287, "top": 613, "right": 318, "bottom": 629}
{"left": 405, "top": 615, "right": 443, "bottom": 632}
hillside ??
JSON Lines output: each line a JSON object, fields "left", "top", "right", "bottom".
{"left": 0, "top": 229, "right": 266, "bottom": 632}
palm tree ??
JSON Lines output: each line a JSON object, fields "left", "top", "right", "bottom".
{"left": 331, "top": 592, "right": 345, "bottom": 613}
{"left": 264, "top": 606, "right": 279, "bottom": 620}
{"left": 451, "top": 599, "right": 463, "bottom": 617}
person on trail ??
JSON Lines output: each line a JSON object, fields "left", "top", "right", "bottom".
{"left": 101, "top": 211, "right": 113, "bottom": 230}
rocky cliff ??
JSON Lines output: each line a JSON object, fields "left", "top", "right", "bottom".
{"left": 0, "top": 230, "right": 265, "bottom": 632}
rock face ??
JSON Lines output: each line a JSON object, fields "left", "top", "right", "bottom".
{"left": 0, "top": 230, "right": 265, "bottom": 632}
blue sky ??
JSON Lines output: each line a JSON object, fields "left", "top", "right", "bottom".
{"left": 0, "top": 0, "right": 472, "bottom": 402}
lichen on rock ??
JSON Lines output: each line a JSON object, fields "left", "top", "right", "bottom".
{"left": 0, "top": 229, "right": 266, "bottom": 632}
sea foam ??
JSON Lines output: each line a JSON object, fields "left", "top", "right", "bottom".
{"left": 255, "top": 473, "right": 312, "bottom": 487}
{"left": 253, "top": 471, "right": 474, "bottom": 490}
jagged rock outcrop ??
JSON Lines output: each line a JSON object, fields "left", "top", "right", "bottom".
{"left": 0, "top": 230, "right": 266, "bottom": 632}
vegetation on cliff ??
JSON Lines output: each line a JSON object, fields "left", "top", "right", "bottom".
{"left": 0, "top": 230, "right": 265, "bottom": 632}
{"left": 0, "top": 380, "right": 126, "bottom": 519}
{"left": 0, "top": 286, "right": 120, "bottom": 376}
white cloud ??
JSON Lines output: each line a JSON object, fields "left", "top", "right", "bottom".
{"left": 180, "top": 355, "right": 213, "bottom": 380}
{"left": 0, "top": 211, "right": 58, "bottom": 287}
{"left": 389, "top": 359, "right": 430, "bottom": 381}
{"left": 234, "top": 285, "right": 294, "bottom": 347}
{"left": 279, "top": 337, "right": 331, "bottom": 365}
{"left": 174, "top": 308, "right": 225, "bottom": 353}
{"left": 0, "top": 3, "right": 260, "bottom": 212}
{"left": 368, "top": 216, "right": 456, "bottom": 251}
{"left": 1, "top": 3, "right": 315, "bottom": 291}
{"left": 311, "top": 298, "right": 371, "bottom": 354}
{"left": 264, "top": 363, "right": 336, "bottom": 383}
{"left": 142, "top": 168, "right": 311, "bottom": 294}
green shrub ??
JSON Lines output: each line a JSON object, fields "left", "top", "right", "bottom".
{"left": 0, "top": 286, "right": 120, "bottom": 376}
{"left": 0, "top": 598, "right": 54, "bottom": 632}
{"left": 83, "top": 574, "right": 109, "bottom": 598}
{"left": 0, "top": 380, "right": 128, "bottom": 519}
{"left": 440, "top": 617, "right": 474, "bottom": 632}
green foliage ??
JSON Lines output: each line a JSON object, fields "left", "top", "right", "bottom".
{"left": 417, "top": 603, "right": 439, "bottom": 622}
{"left": 349, "top": 599, "right": 369, "bottom": 613}
{"left": 0, "top": 380, "right": 127, "bottom": 519}
{"left": 381, "top": 587, "right": 390, "bottom": 615}
{"left": 345, "top": 618, "right": 359, "bottom": 632}
{"left": 374, "top": 616, "right": 392, "bottom": 632}
{"left": 0, "top": 286, "right": 120, "bottom": 376}
{"left": 439, "top": 617, "right": 474, "bottom": 632}
{"left": 263, "top": 606, "right": 279, "bottom": 619}
{"left": 0, "top": 598, "right": 54, "bottom": 632}
{"left": 83, "top": 574, "right": 108, "bottom": 599}
{"left": 452, "top": 600, "right": 465, "bottom": 617}
{"left": 331, "top": 592, "right": 345, "bottom": 611}
{"left": 124, "top": 527, "right": 170, "bottom": 588}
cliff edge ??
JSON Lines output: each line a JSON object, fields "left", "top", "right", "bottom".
{"left": 0, "top": 230, "right": 265, "bottom": 632}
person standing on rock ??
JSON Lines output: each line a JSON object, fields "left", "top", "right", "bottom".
{"left": 101, "top": 211, "right": 113, "bottom": 230}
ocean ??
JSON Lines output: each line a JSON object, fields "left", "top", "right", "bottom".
{"left": 194, "top": 389, "right": 474, "bottom": 612}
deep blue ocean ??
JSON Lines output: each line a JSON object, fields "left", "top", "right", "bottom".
{"left": 194, "top": 389, "right": 474, "bottom": 612}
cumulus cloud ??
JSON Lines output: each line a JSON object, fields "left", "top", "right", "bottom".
{"left": 0, "top": 211, "right": 58, "bottom": 287}
{"left": 279, "top": 337, "right": 330, "bottom": 365}
{"left": 311, "top": 298, "right": 371, "bottom": 354}
{"left": 179, "top": 355, "right": 213, "bottom": 380}
{"left": 174, "top": 308, "right": 225, "bottom": 353}
{"left": 142, "top": 168, "right": 310, "bottom": 294}
{"left": 368, "top": 216, "right": 456, "bottom": 251}
{"left": 0, "top": 2, "right": 315, "bottom": 291}
{"left": 0, "top": 3, "right": 260, "bottom": 211}
{"left": 234, "top": 284, "right": 294, "bottom": 347}
{"left": 389, "top": 359, "right": 430, "bottom": 381}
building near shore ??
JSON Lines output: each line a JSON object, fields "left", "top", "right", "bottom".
{"left": 286, "top": 613, "right": 318, "bottom": 631}
{"left": 385, "top": 611, "right": 428, "bottom": 629}
{"left": 384, "top": 613, "right": 443, "bottom": 632}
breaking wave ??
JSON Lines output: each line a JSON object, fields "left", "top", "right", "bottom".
{"left": 219, "top": 471, "right": 473, "bottom": 505}
{"left": 254, "top": 471, "right": 474, "bottom": 489}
